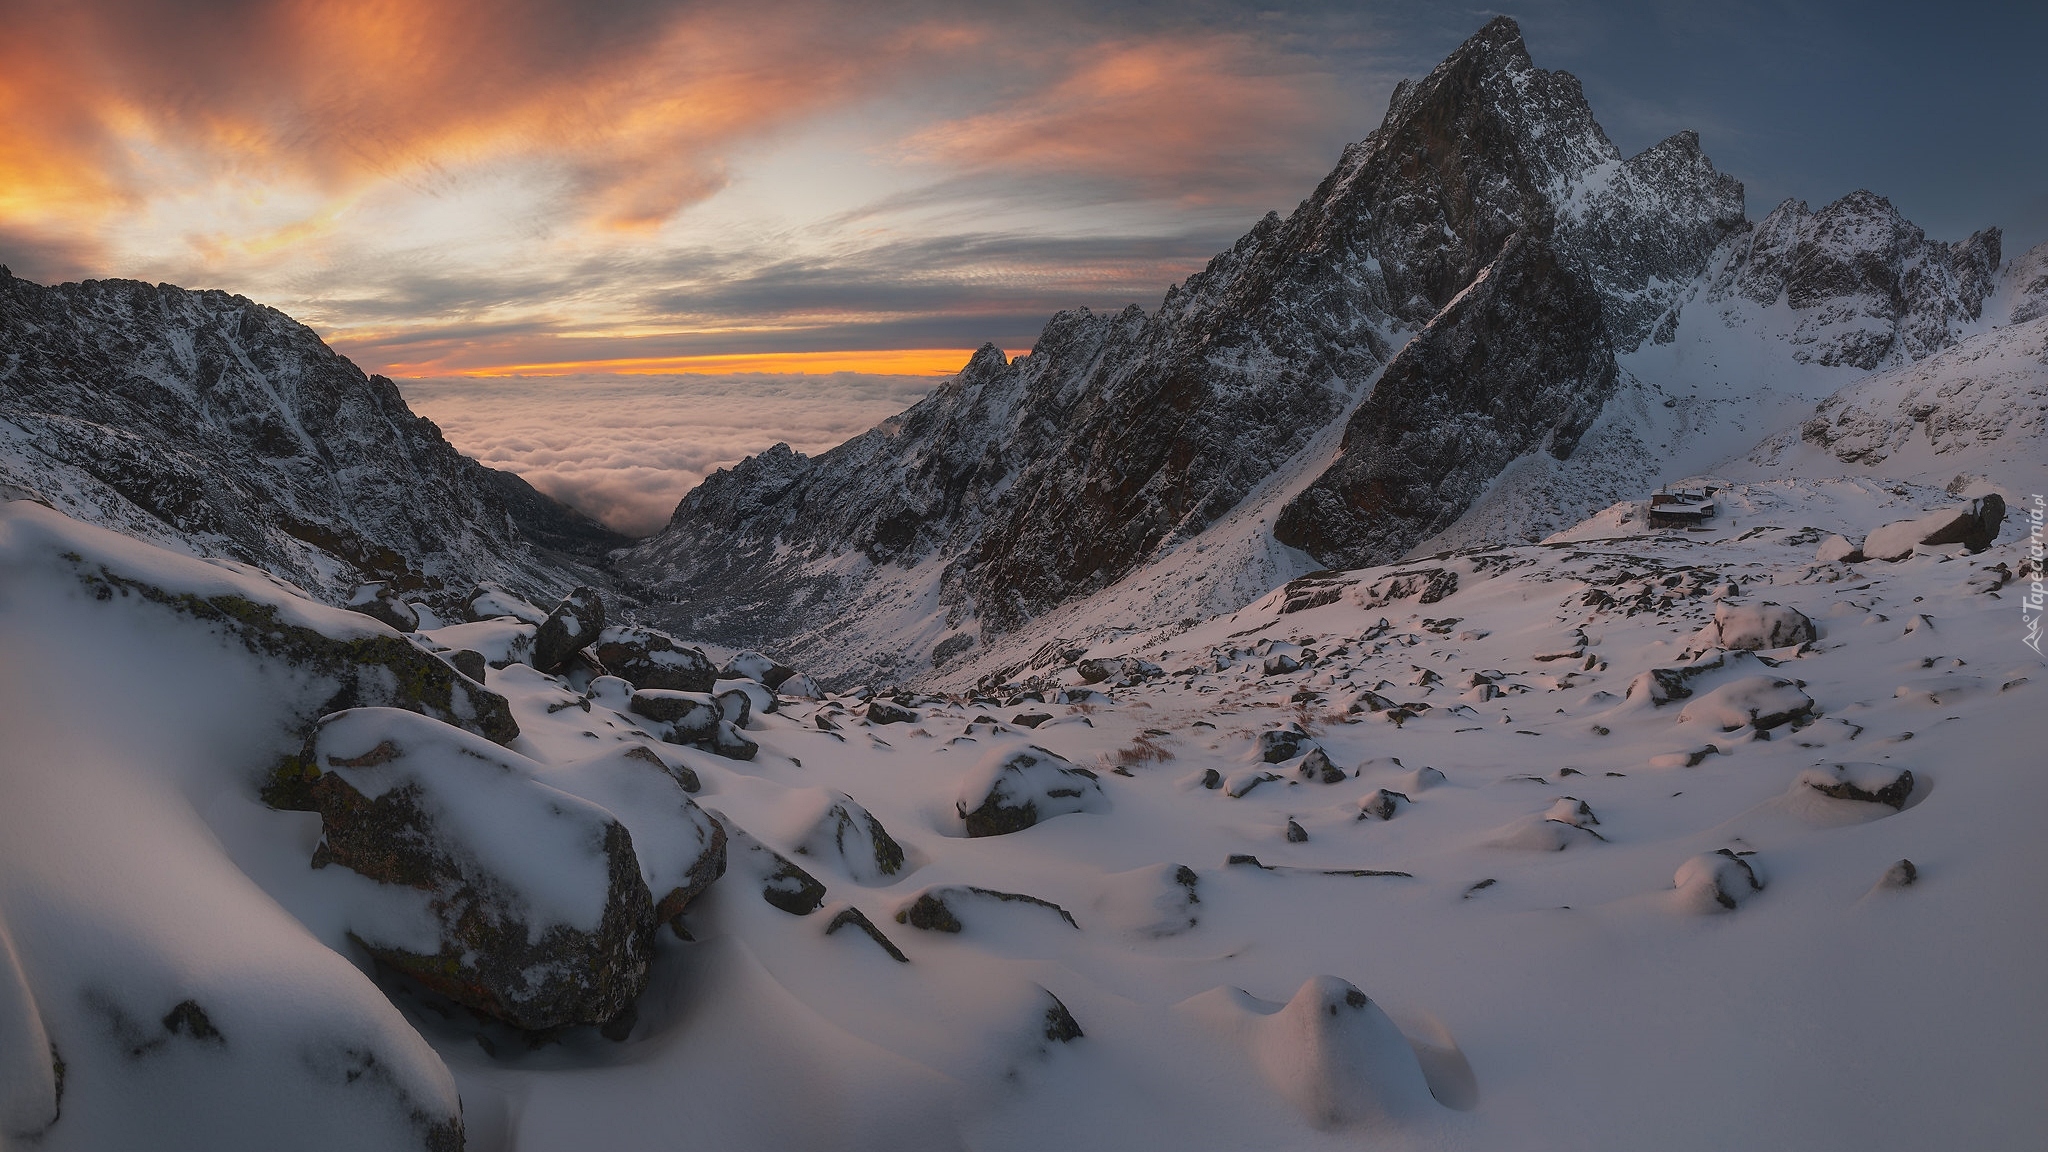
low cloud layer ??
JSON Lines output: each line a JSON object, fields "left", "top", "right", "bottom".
{"left": 401, "top": 372, "right": 937, "bottom": 536}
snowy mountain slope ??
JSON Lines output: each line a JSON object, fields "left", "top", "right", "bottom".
{"left": 619, "top": 18, "right": 2023, "bottom": 690}
{"left": 0, "top": 269, "right": 623, "bottom": 609}
{"left": 1745, "top": 314, "right": 2048, "bottom": 497}
{"left": 617, "top": 17, "right": 1749, "bottom": 681}
{"left": 5, "top": 484, "right": 2040, "bottom": 1150}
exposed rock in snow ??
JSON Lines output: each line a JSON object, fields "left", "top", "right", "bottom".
{"left": 532, "top": 586, "right": 606, "bottom": 675}
{"left": 1677, "top": 675, "right": 1815, "bottom": 732}
{"left": 282, "top": 708, "right": 656, "bottom": 1032}
{"left": 1797, "top": 762, "right": 1916, "bottom": 810}
{"left": 953, "top": 744, "right": 1107, "bottom": 836}
{"left": 594, "top": 624, "right": 718, "bottom": 692}
{"left": 533, "top": 745, "right": 727, "bottom": 926}
{"left": 894, "top": 886, "right": 1080, "bottom": 933}
{"left": 1674, "top": 850, "right": 1763, "bottom": 912}
{"left": 1700, "top": 601, "right": 1816, "bottom": 650}
{"left": 1862, "top": 496, "right": 2007, "bottom": 560}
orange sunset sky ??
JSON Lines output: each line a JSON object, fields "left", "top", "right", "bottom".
{"left": 3, "top": 0, "right": 2041, "bottom": 382}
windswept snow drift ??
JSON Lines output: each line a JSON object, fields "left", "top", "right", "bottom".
{"left": 2, "top": 486, "right": 2043, "bottom": 1150}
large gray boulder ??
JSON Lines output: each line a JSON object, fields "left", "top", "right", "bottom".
{"left": 282, "top": 708, "right": 656, "bottom": 1033}
{"left": 1701, "top": 601, "right": 1815, "bottom": 650}
{"left": 1863, "top": 495, "right": 2006, "bottom": 560}
{"left": 534, "top": 745, "right": 727, "bottom": 926}
{"left": 594, "top": 625, "right": 717, "bottom": 692}
{"left": 532, "top": 586, "right": 606, "bottom": 674}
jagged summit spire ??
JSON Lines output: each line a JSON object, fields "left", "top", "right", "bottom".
{"left": 1452, "top": 15, "right": 1532, "bottom": 64}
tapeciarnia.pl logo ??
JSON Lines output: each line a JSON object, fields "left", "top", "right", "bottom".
{"left": 2024, "top": 493, "right": 2044, "bottom": 657}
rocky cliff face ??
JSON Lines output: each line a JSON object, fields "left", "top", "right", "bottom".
{"left": 618, "top": 17, "right": 2010, "bottom": 684}
{"left": 1271, "top": 227, "right": 1619, "bottom": 568}
{"left": 619, "top": 18, "right": 1745, "bottom": 668}
{"left": 1697, "top": 191, "right": 2001, "bottom": 368}
{"left": 0, "top": 270, "right": 621, "bottom": 606}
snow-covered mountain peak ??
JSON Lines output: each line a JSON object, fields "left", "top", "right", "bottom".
{"left": 1702, "top": 190, "right": 2001, "bottom": 369}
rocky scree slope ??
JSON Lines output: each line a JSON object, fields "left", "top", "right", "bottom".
{"left": 0, "top": 268, "right": 627, "bottom": 608}
{"left": 618, "top": 17, "right": 1753, "bottom": 672}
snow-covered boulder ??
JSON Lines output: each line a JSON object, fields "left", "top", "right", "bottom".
{"left": 531, "top": 586, "right": 605, "bottom": 674}
{"left": 717, "top": 820, "right": 828, "bottom": 916}
{"left": 1356, "top": 789, "right": 1409, "bottom": 821}
{"left": 285, "top": 708, "right": 655, "bottom": 1032}
{"left": 1488, "top": 807, "right": 1605, "bottom": 850}
{"left": 720, "top": 650, "right": 798, "bottom": 688}
{"left": 794, "top": 792, "right": 908, "bottom": 885}
{"left": 1224, "top": 770, "right": 1282, "bottom": 798}
{"left": 593, "top": 625, "right": 717, "bottom": 692}
{"left": 628, "top": 689, "right": 721, "bottom": 737}
{"left": 1258, "top": 725, "right": 1314, "bottom": 763}
{"left": 533, "top": 745, "right": 727, "bottom": 926}
{"left": 954, "top": 745, "right": 1107, "bottom": 837}
{"left": 1298, "top": 747, "right": 1346, "bottom": 783}
{"left": 422, "top": 616, "right": 535, "bottom": 671}
{"left": 1862, "top": 495, "right": 2007, "bottom": 560}
{"left": 70, "top": 557, "right": 521, "bottom": 752}
{"left": 1701, "top": 601, "right": 1815, "bottom": 650}
{"left": 714, "top": 677, "right": 776, "bottom": 721}
{"left": 1093, "top": 864, "right": 1201, "bottom": 938}
{"left": 866, "top": 699, "right": 917, "bottom": 725}
{"left": 1814, "top": 534, "right": 1864, "bottom": 564}
{"left": 1179, "top": 977, "right": 1436, "bottom": 1129}
{"left": 1674, "top": 850, "right": 1763, "bottom": 912}
{"left": 1796, "top": 762, "right": 1916, "bottom": 810}
{"left": 343, "top": 581, "right": 417, "bottom": 632}
{"left": 1677, "top": 675, "right": 1815, "bottom": 731}
{"left": 778, "top": 672, "right": 826, "bottom": 699}
{"left": 462, "top": 582, "right": 545, "bottom": 624}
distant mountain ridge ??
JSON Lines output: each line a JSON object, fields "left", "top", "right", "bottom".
{"left": 614, "top": 16, "right": 2008, "bottom": 684}
{"left": 0, "top": 269, "right": 623, "bottom": 606}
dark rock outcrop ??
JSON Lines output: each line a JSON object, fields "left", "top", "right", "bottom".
{"left": 1274, "top": 228, "right": 1618, "bottom": 567}
{"left": 284, "top": 709, "right": 655, "bottom": 1033}
{"left": 532, "top": 587, "right": 605, "bottom": 674}
{"left": 594, "top": 625, "right": 718, "bottom": 692}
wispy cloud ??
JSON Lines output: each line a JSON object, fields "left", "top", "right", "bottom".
{"left": 0, "top": 0, "right": 1378, "bottom": 373}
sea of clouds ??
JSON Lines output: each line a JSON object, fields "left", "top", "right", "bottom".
{"left": 400, "top": 373, "right": 939, "bottom": 537}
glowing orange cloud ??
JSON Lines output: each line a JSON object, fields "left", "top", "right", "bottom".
{"left": 0, "top": 0, "right": 983, "bottom": 254}
{"left": 902, "top": 34, "right": 1336, "bottom": 199}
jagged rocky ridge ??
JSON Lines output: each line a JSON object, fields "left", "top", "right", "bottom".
{"left": 618, "top": 18, "right": 1740, "bottom": 657}
{"left": 0, "top": 269, "right": 627, "bottom": 608}
{"left": 619, "top": 17, "right": 2003, "bottom": 679}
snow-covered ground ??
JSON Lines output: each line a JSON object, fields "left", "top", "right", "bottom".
{"left": 3, "top": 463, "right": 2042, "bottom": 1148}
